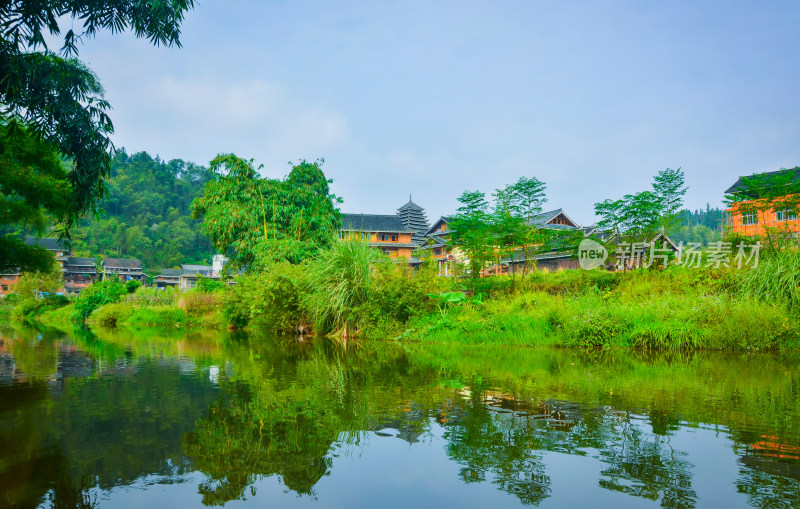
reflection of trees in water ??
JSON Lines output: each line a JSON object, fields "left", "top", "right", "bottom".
{"left": 597, "top": 420, "right": 696, "bottom": 508}
{"left": 184, "top": 381, "right": 336, "bottom": 505}
{"left": 441, "top": 381, "right": 697, "bottom": 508}
{"left": 443, "top": 381, "right": 552, "bottom": 505}
{"left": 0, "top": 327, "right": 220, "bottom": 508}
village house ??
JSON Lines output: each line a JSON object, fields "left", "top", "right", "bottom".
{"left": 154, "top": 269, "right": 183, "bottom": 289}
{"left": 725, "top": 167, "right": 800, "bottom": 237}
{"left": 63, "top": 257, "right": 100, "bottom": 294}
{"left": 1, "top": 237, "right": 71, "bottom": 296}
{"left": 339, "top": 198, "right": 432, "bottom": 260}
{"left": 102, "top": 258, "right": 146, "bottom": 284}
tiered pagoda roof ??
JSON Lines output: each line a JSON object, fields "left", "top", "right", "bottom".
{"left": 397, "top": 197, "right": 430, "bottom": 245}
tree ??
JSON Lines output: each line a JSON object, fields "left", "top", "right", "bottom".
{"left": 0, "top": 124, "right": 69, "bottom": 272}
{"left": 0, "top": 0, "right": 196, "bottom": 268}
{"left": 652, "top": 168, "right": 687, "bottom": 232}
{"left": 594, "top": 169, "right": 684, "bottom": 242}
{"left": 450, "top": 191, "right": 495, "bottom": 279}
{"left": 191, "top": 154, "right": 341, "bottom": 270}
{"left": 492, "top": 179, "right": 546, "bottom": 283}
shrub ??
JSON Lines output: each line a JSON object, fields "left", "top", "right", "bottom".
{"left": 91, "top": 302, "right": 133, "bottom": 327}
{"left": 125, "top": 279, "right": 142, "bottom": 293}
{"left": 224, "top": 262, "right": 306, "bottom": 334}
{"left": 74, "top": 280, "right": 127, "bottom": 323}
{"left": 368, "top": 259, "right": 455, "bottom": 326}
{"left": 195, "top": 275, "right": 227, "bottom": 293}
{"left": 566, "top": 310, "right": 628, "bottom": 348}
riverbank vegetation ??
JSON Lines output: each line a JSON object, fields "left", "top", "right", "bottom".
{"left": 25, "top": 244, "right": 800, "bottom": 352}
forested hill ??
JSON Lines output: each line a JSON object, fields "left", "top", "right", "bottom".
{"left": 70, "top": 151, "right": 214, "bottom": 271}
{"left": 670, "top": 205, "right": 725, "bottom": 245}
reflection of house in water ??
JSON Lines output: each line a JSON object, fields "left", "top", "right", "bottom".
{"left": 0, "top": 354, "right": 15, "bottom": 384}
{"left": 739, "top": 435, "right": 800, "bottom": 482}
{"left": 459, "top": 386, "right": 583, "bottom": 431}
{"left": 372, "top": 417, "right": 425, "bottom": 445}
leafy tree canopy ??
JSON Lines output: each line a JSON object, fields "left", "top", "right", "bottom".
{"left": 191, "top": 154, "right": 341, "bottom": 270}
{"left": 594, "top": 168, "right": 687, "bottom": 241}
{"left": 0, "top": 0, "right": 196, "bottom": 268}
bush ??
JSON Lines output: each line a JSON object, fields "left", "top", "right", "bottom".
{"left": 224, "top": 262, "right": 307, "bottom": 334}
{"left": 565, "top": 310, "right": 628, "bottom": 348}
{"left": 74, "top": 280, "right": 127, "bottom": 322}
{"left": 125, "top": 279, "right": 142, "bottom": 293}
{"left": 368, "top": 259, "right": 455, "bottom": 326}
{"left": 195, "top": 275, "right": 227, "bottom": 293}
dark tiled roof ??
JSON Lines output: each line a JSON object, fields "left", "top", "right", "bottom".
{"left": 528, "top": 208, "right": 580, "bottom": 229}
{"left": 180, "top": 264, "right": 213, "bottom": 275}
{"left": 725, "top": 167, "right": 800, "bottom": 195}
{"left": 66, "top": 257, "right": 96, "bottom": 267}
{"left": 102, "top": 258, "right": 142, "bottom": 269}
{"left": 25, "top": 237, "right": 67, "bottom": 252}
{"left": 397, "top": 199, "right": 426, "bottom": 212}
{"left": 158, "top": 268, "right": 184, "bottom": 277}
{"left": 341, "top": 213, "right": 411, "bottom": 233}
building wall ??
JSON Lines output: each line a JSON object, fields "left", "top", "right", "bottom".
{"left": 728, "top": 202, "right": 800, "bottom": 237}
{"left": 0, "top": 274, "right": 20, "bottom": 296}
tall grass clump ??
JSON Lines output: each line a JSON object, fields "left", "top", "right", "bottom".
{"left": 304, "top": 240, "right": 382, "bottom": 342}
{"left": 738, "top": 250, "right": 800, "bottom": 311}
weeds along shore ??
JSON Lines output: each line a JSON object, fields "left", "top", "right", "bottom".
{"left": 17, "top": 245, "right": 800, "bottom": 352}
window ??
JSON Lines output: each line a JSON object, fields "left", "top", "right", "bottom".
{"left": 361, "top": 232, "right": 370, "bottom": 240}
{"left": 383, "top": 249, "right": 391, "bottom": 255}
{"left": 379, "top": 234, "right": 398, "bottom": 242}
{"left": 742, "top": 212, "right": 758, "bottom": 226}
{"left": 776, "top": 210, "right": 797, "bottom": 221}
{"left": 1, "top": 285, "right": 7, "bottom": 291}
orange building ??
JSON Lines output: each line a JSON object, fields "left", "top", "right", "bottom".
{"left": 725, "top": 168, "right": 800, "bottom": 237}
{"left": 340, "top": 213, "right": 417, "bottom": 259}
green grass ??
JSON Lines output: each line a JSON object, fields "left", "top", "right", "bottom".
{"left": 401, "top": 265, "right": 800, "bottom": 351}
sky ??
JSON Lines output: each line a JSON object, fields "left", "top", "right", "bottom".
{"left": 67, "top": 0, "right": 800, "bottom": 225}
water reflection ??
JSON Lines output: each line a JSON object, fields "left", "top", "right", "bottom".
{"left": 0, "top": 324, "right": 799, "bottom": 508}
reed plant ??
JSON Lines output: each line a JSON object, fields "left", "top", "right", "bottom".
{"left": 304, "top": 240, "right": 382, "bottom": 342}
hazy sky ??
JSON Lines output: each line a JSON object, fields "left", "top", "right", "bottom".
{"left": 72, "top": 0, "right": 800, "bottom": 225}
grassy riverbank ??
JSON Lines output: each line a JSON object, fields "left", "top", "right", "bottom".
{"left": 404, "top": 268, "right": 799, "bottom": 350}
{"left": 25, "top": 248, "right": 800, "bottom": 352}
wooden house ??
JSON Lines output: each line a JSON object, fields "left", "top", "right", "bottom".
{"left": 1, "top": 237, "right": 71, "bottom": 296}
{"left": 63, "top": 257, "right": 99, "bottom": 294}
{"left": 102, "top": 258, "right": 146, "bottom": 283}
{"left": 417, "top": 216, "right": 457, "bottom": 274}
{"left": 725, "top": 167, "right": 800, "bottom": 237}
{"left": 178, "top": 264, "right": 215, "bottom": 289}
{"left": 155, "top": 269, "right": 183, "bottom": 289}
{"left": 340, "top": 213, "right": 417, "bottom": 259}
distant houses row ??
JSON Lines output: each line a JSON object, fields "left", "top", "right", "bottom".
{"left": 0, "top": 237, "right": 228, "bottom": 297}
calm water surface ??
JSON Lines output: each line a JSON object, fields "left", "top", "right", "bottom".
{"left": 1, "top": 324, "right": 799, "bottom": 508}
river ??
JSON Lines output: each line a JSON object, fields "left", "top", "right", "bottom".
{"left": 1, "top": 324, "right": 798, "bottom": 508}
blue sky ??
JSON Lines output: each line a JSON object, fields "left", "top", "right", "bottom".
{"left": 74, "top": 0, "right": 800, "bottom": 225}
